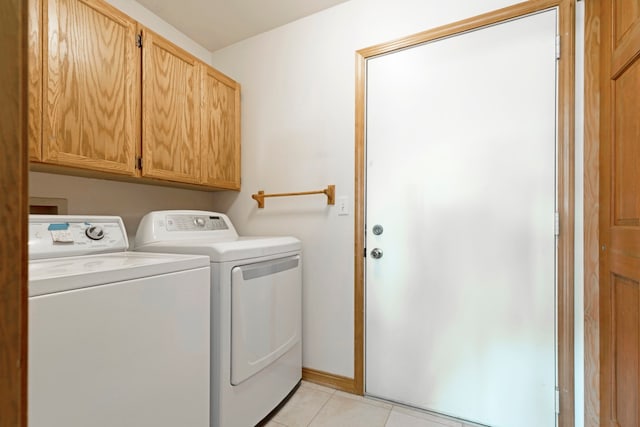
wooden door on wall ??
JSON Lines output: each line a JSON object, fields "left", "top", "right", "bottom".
{"left": 600, "top": 1, "right": 640, "bottom": 425}
{"left": 43, "top": 0, "right": 138, "bottom": 175}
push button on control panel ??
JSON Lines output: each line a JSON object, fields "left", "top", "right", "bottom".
{"left": 51, "top": 230, "right": 74, "bottom": 243}
{"left": 48, "top": 223, "right": 74, "bottom": 243}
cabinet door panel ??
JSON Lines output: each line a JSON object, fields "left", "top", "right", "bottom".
{"left": 43, "top": 0, "right": 138, "bottom": 175}
{"left": 201, "top": 65, "right": 241, "bottom": 189}
{"left": 29, "top": 0, "right": 42, "bottom": 161}
{"left": 142, "top": 29, "right": 200, "bottom": 184}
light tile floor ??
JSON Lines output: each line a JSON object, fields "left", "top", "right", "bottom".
{"left": 264, "top": 381, "right": 484, "bottom": 427}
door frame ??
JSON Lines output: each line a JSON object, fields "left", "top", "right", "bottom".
{"left": 582, "top": 1, "right": 599, "bottom": 425}
{"left": 353, "top": 1, "right": 576, "bottom": 425}
{"left": 0, "top": 0, "right": 29, "bottom": 426}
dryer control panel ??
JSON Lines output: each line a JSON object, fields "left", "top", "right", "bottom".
{"left": 135, "top": 210, "right": 239, "bottom": 246}
{"left": 29, "top": 215, "right": 128, "bottom": 260}
{"left": 165, "top": 214, "right": 229, "bottom": 231}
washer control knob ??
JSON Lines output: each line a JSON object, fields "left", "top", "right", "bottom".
{"left": 85, "top": 225, "right": 105, "bottom": 240}
{"left": 194, "top": 217, "right": 206, "bottom": 227}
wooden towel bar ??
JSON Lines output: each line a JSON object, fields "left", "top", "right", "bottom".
{"left": 251, "top": 185, "right": 335, "bottom": 208}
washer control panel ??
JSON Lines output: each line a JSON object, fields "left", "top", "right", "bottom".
{"left": 29, "top": 215, "right": 128, "bottom": 260}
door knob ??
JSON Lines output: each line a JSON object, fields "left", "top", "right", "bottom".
{"left": 370, "top": 248, "right": 383, "bottom": 259}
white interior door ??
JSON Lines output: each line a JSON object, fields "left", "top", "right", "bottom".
{"left": 365, "top": 10, "right": 558, "bottom": 427}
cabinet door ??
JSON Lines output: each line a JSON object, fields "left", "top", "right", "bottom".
{"left": 141, "top": 28, "right": 201, "bottom": 184}
{"left": 28, "top": 0, "right": 42, "bottom": 161}
{"left": 43, "top": 0, "right": 138, "bottom": 175}
{"left": 200, "top": 65, "right": 241, "bottom": 189}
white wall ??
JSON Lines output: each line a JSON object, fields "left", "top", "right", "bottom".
{"left": 209, "top": 0, "right": 539, "bottom": 378}
{"left": 210, "top": 2, "right": 585, "bottom": 423}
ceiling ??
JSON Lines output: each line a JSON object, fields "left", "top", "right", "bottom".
{"left": 135, "top": 0, "right": 351, "bottom": 52}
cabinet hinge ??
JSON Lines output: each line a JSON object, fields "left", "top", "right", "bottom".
{"left": 136, "top": 33, "right": 142, "bottom": 48}
{"left": 136, "top": 157, "right": 142, "bottom": 170}
{"left": 555, "top": 388, "right": 560, "bottom": 414}
{"left": 555, "top": 34, "right": 561, "bottom": 60}
{"left": 554, "top": 211, "right": 560, "bottom": 236}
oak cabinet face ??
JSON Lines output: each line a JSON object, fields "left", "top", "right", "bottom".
{"left": 200, "top": 65, "right": 241, "bottom": 190}
{"left": 43, "top": 0, "right": 138, "bottom": 175}
{"left": 28, "top": 0, "right": 42, "bottom": 161}
{"left": 29, "top": 0, "right": 241, "bottom": 190}
{"left": 141, "top": 29, "right": 201, "bottom": 184}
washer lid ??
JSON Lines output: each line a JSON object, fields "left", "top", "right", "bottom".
{"left": 29, "top": 252, "right": 210, "bottom": 296}
{"left": 135, "top": 236, "right": 301, "bottom": 262}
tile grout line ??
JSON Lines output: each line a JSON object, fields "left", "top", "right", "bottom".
{"left": 273, "top": 383, "right": 334, "bottom": 427}
{"left": 391, "top": 403, "right": 470, "bottom": 427}
{"left": 304, "top": 390, "right": 336, "bottom": 427}
{"left": 381, "top": 404, "right": 394, "bottom": 426}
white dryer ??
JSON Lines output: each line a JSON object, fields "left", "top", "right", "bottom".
{"left": 28, "top": 215, "right": 211, "bottom": 427}
{"left": 134, "top": 210, "right": 302, "bottom": 427}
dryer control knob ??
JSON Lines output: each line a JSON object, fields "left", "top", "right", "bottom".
{"left": 85, "top": 225, "right": 105, "bottom": 240}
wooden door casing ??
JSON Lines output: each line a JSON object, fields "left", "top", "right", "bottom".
{"left": 0, "top": 0, "right": 29, "bottom": 425}
{"left": 43, "top": 0, "right": 138, "bottom": 175}
{"left": 141, "top": 27, "right": 201, "bottom": 184}
{"left": 200, "top": 64, "right": 241, "bottom": 190}
{"left": 600, "top": 0, "right": 640, "bottom": 425}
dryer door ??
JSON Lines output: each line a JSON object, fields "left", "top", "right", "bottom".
{"left": 230, "top": 254, "right": 301, "bottom": 385}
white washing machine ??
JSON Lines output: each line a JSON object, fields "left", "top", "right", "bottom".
{"left": 134, "top": 210, "right": 302, "bottom": 427}
{"left": 28, "top": 215, "right": 211, "bottom": 427}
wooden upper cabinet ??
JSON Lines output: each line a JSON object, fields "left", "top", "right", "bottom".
{"left": 43, "top": 0, "right": 138, "bottom": 175}
{"left": 28, "top": 0, "right": 43, "bottom": 161}
{"left": 200, "top": 64, "right": 241, "bottom": 189}
{"left": 29, "top": 0, "right": 241, "bottom": 189}
{"left": 141, "top": 27, "right": 201, "bottom": 184}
